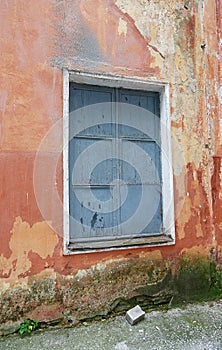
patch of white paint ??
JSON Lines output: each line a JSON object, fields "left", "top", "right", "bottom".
{"left": 118, "top": 18, "right": 127, "bottom": 37}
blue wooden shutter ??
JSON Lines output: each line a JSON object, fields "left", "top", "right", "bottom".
{"left": 69, "top": 84, "right": 162, "bottom": 247}
{"left": 118, "top": 89, "right": 162, "bottom": 236}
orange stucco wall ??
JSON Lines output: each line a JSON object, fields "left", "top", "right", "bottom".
{"left": 0, "top": 0, "right": 221, "bottom": 324}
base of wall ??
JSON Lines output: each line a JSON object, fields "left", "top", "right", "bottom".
{"left": 0, "top": 254, "right": 222, "bottom": 336}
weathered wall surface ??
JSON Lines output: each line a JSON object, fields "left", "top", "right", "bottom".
{"left": 0, "top": 0, "right": 221, "bottom": 325}
{"left": 213, "top": 0, "right": 222, "bottom": 261}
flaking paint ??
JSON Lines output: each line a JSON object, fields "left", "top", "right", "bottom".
{"left": 0, "top": 0, "right": 221, "bottom": 324}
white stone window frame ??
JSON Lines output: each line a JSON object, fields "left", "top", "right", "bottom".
{"left": 63, "top": 69, "right": 175, "bottom": 254}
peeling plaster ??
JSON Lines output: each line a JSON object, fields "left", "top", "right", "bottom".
{"left": 138, "top": 249, "right": 163, "bottom": 260}
{"left": 118, "top": 17, "right": 127, "bottom": 37}
{"left": 0, "top": 217, "right": 58, "bottom": 285}
{"left": 175, "top": 46, "right": 188, "bottom": 83}
{"left": 181, "top": 245, "right": 210, "bottom": 256}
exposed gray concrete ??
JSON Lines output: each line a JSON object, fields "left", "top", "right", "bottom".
{"left": 0, "top": 301, "right": 222, "bottom": 350}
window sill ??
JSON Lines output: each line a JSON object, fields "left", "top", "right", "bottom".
{"left": 66, "top": 233, "right": 174, "bottom": 254}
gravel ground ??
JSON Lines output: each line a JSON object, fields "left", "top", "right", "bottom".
{"left": 0, "top": 300, "right": 222, "bottom": 350}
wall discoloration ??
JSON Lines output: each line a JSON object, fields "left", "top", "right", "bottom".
{"left": 52, "top": 0, "right": 162, "bottom": 75}
{"left": 118, "top": 17, "right": 128, "bottom": 37}
{"left": 0, "top": 254, "right": 221, "bottom": 325}
{"left": 212, "top": 157, "right": 222, "bottom": 249}
{"left": 0, "top": 0, "right": 221, "bottom": 325}
{"left": 0, "top": 1, "right": 62, "bottom": 151}
{"left": 0, "top": 217, "right": 58, "bottom": 283}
